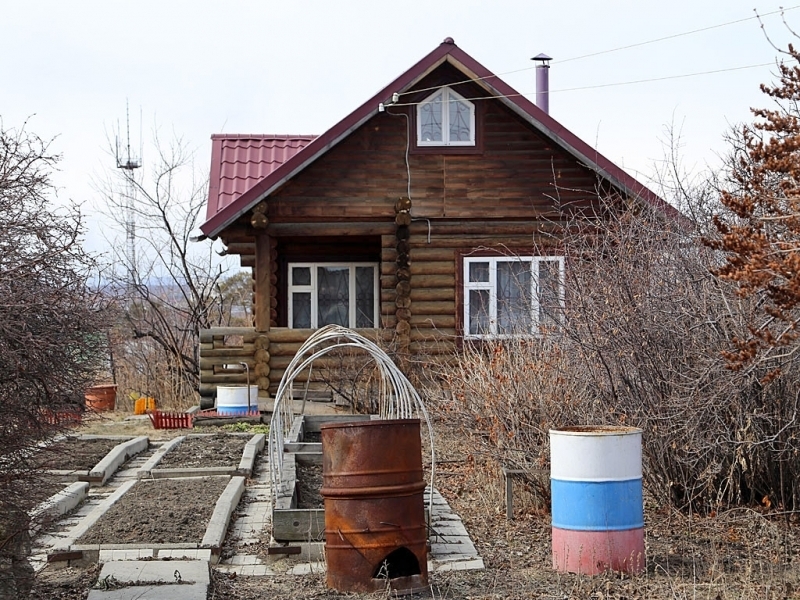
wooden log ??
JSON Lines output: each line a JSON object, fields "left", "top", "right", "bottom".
{"left": 409, "top": 300, "right": 455, "bottom": 315}
{"left": 254, "top": 349, "right": 270, "bottom": 363}
{"left": 410, "top": 327, "right": 457, "bottom": 340}
{"left": 396, "top": 253, "right": 410, "bottom": 268}
{"left": 264, "top": 328, "right": 314, "bottom": 343}
{"left": 395, "top": 212, "right": 411, "bottom": 227}
{"left": 410, "top": 314, "right": 456, "bottom": 328}
{"left": 199, "top": 328, "right": 257, "bottom": 343}
{"left": 396, "top": 226, "right": 410, "bottom": 241}
{"left": 395, "top": 280, "right": 411, "bottom": 296}
{"left": 397, "top": 267, "right": 411, "bottom": 281}
{"left": 396, "top": 239, "right": 410, "bottom": 254}
{"left": 268, "top": 222, "right": 395, "bottom": 237}
{"left": 409, "top": 274, "right": 455, "bottom": 288}
{"left": 405, "top": 247, "right": 455, "bottom": 261}
{"left": 197, "top": 347, "right": 256, "bottom": 358}
{"left": 254, "top": 335, "right": 270, "bottom": 350}
{"left": 396, "top": 321, "right": 411, "bottom": 336}
{"left": 199, "top": 357, "right": 255, "bottom": 370}
{"left": 410, "top": 288, "right": 453, "bottom": 302}
{"left": 408, "top": 220, "right": 562, "bottom": 236}
{"left": 199, "top": 373, "right": 253, "bottom": 384}
{"left": 225, "top": 242, "right": 255, "bottom": 255}
{"left": 395, "top": 296, "right": 411, "bottom": 309}
{"left": 409, "top": 340, "right": 457, "bottom": 355}
{"left": 409, "top": 261, "right": 454, "bottom": 276}
{"left": 255, "top": 232, "right": 271, "bottom": 334}
{"left": 255, "top": 363, "right": 270, "bottom": 378}
{"left": 395, "top": 308, "right": 412, "bottom": 321}
{"left": 267, "top": 341, "right": 305, "bottom": 356}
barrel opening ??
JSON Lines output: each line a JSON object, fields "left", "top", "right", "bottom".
{"left": 372, "top": 547, "right": 420, "bottom": 580}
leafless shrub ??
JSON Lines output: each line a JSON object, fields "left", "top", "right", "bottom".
{"left": 430, "top": 196, "right": 800, "bottom": 514}
{"left": 0, "top": 118, "right": 109, "bottom": 598}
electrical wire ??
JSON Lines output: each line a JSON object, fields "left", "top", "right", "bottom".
{"left": 385, "top": 61, "right": 776, "bottom": 109}
{"left": 395, "top": 5, "right": 800, "bottom": 99}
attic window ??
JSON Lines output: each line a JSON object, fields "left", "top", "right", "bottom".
{"left": 417, "top": 87, "right": 475, "bottom": 146}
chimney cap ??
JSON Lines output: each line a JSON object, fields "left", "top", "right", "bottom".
{"left": 531, "top": 53, "right": 552, "bottom": 63}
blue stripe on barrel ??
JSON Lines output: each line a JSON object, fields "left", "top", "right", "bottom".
{"left": 550, "top": 479, "right": 644, "bottom": 531}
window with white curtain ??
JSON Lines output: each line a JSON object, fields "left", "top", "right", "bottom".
{"left": 417, "top": 87, "right": 475, "bottom": 146}
{"left": 463, "top": 256, "right": 564, "bottom": 338}
{"left": 288, "top": 263, "right": 378, "bottom": 329}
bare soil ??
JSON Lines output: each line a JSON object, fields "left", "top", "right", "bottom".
{"left": 78, "top": 477, "right": 228, "bottom": 545}
{"left": 157, "top": 434, "right": 248, "bottom": 468}
{"left": 296, "top": 462, "right": 323, "bottom": 509}
{"left": 39, "top": 437, "right": 123, "bottom": 471}
{"left": 28, "top": 427, "right": 800, "bottom": 599}
{"left": 30, "top": 565, "right": 100, "bottom": 600}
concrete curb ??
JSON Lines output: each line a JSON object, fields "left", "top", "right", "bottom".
{"left": 51, "top": 479, "right": 137, "bottom": 552}
{"left": 89, "top": 436, "right": 149, "bottom": 486}
{"left": 32, "top": 481, "right": 89, "bottom": 519}
{"left": 202, "top": 476, "right": 245, "bottom": 562}
{"left": 237, "top": 434, "right": 266, "bottom": 477}
{"left": 149, "top": 466, "right": 236, "bottom": 479}
{"left": 137, "top": 436, "right": 185, "bottom": 479}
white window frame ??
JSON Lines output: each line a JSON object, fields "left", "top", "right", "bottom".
{"left": 417, "top": 86, "right": 476, "bottom": 147}
{"left": 463, "top": 255, "right": 565, "bottom": 339}
{"left": 288, "top": 262, "right": 379, "bottom": 329}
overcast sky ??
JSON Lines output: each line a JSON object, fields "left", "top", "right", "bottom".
{"left": 3, "top": 1, "right": 798, "bottom": 256}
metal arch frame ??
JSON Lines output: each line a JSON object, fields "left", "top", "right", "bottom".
{"left": 267, "top": 324, "right": 436, "bottom": 519}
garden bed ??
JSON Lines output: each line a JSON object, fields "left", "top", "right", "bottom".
{"left": 39, "top": 437, "right": 125, "bottom": 471}
{"left": 77, "top": 476, "right": 229, "bottom": 545}
{"left": 156, "top": 434, "right": 249, "bottom": 468}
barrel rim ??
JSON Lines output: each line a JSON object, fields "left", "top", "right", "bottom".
{"left": 320, "top": 418, "right": 421, "bottom": 431}
{"left": 549, "top": 425, "right": 642, "bottom": 436}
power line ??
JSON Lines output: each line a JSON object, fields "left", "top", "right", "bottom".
{"left": 388, "top": 61, "right": 776, "bottom": 108}
{"left": 558, "top": 5, "right": 800, "bottom": 64}
{"left": 397, "top": 5, "right": 799, "bottom": 99}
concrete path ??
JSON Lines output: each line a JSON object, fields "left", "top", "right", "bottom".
{"left": 86, "top": 560, "right": 209, "bottom": 600}
{"left": 216, "top": 450, "right": 485, "bottom": 576}
{"left": 30, "top": 428, "right": 483, "bottom": 597}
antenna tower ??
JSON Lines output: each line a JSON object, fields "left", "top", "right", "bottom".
{"left": 115, "top": 102, "right": 142, "bottom": 285}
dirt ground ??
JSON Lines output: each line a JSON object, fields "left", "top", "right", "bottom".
{"left": 78, "top": 477, "right": 229, "bottom": 545}
{"left": 39, "top": 437, "right": 124, "bottom": 471}
{"left": 157, "top": 435, "right": 249, "bottom": 468}
{"left": 27, "top": 418, "right": 800, "bottom": 599}
{"left": 296, "top": 463, "right": 323, "bottom": 509}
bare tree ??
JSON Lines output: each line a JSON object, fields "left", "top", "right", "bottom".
{"left": 97, "top": 130, "right": 235, "bottom": 407}
{"left": 0, "top": 118, "right": 108, "bottom": 598}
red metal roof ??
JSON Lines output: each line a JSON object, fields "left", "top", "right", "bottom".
{"left": 206, "top": 134, "right": 316, "bottom": 220}
{"left": 201, "top": 39, "right": 678, "bottom": 237}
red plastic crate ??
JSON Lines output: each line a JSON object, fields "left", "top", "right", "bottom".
{"left": 148, "top": 410, "right": 193, "bottom": 429}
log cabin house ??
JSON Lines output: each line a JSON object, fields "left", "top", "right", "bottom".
{"left": 197, "top": 38, "right": 678, "bottom": 407}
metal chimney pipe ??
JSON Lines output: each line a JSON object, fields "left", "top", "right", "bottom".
{"left": 531, "top": 53, "right": 552, "bottom": 114}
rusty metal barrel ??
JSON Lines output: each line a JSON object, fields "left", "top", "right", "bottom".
{"left": 320, "top": 418, "right": 428, "bottom": 594}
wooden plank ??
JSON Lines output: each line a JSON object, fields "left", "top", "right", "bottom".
{"left": 272, "top": 508, "right": 326, "bottom": 542}
{"left": 409, "top": 261, "right": 454, "bottom": 276}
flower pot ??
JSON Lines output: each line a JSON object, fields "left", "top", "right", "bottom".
{"left": 85, "top": 384, "right": 117, "bottom": 412}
